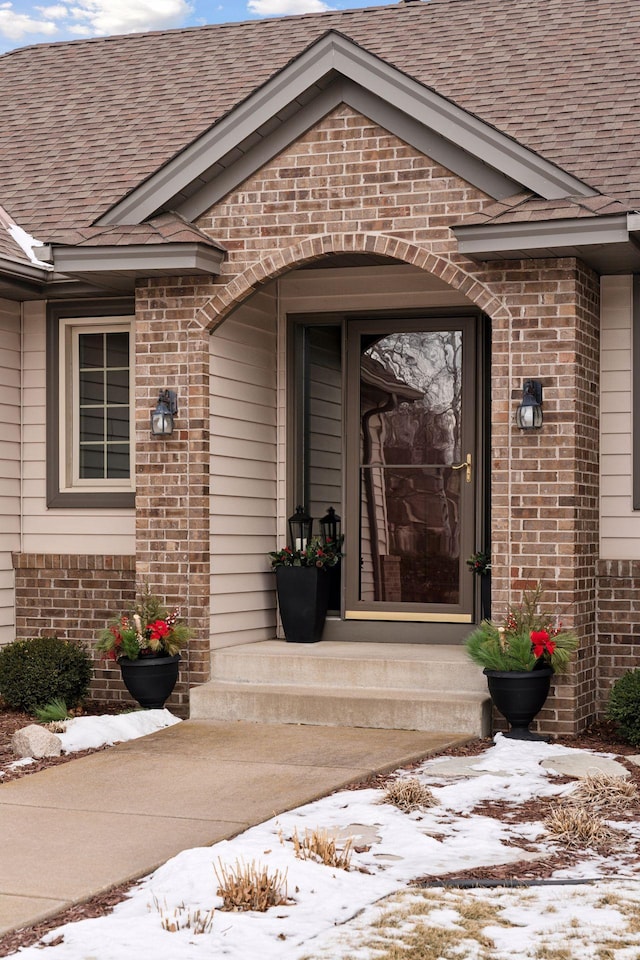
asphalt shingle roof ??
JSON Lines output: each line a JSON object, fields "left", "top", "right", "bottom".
{"left": 1, "top": 0, "right": 639, "bottom": 237}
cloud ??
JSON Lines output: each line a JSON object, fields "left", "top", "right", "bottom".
{"left": 248, "top": 0, "right": 330, "bottom": 14}
{"left": 35, "top": 4, "right": 68, "bottom": 15}
{"left": 65, "top": 0, "right": 193, "bottom": 35}
{"left": 0, "top": 4, "right": 57, "bottom": 40}
{"left": 0, "top": 0, "right": 192, "bottom": 46}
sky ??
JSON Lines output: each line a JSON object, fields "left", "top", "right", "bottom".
{"left": 0, "top": 0, "right": 395, "bottom": 53}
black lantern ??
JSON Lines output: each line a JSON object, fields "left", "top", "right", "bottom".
{"left": 150, "top": 389, "right": 178, "bottom": 437}
{"left": 288, "top": 505, "right": 313, "bottom": 551}
{"left": 320, "top": 506, "right": 341, "bottom": 547}
{"left": 515, "top": 379, "right": 543, "bottom": 429}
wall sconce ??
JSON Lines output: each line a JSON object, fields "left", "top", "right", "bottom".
{"left": 515, "top": 379, "right": 543, "bottom": 429}
{"left": 150, "top": 389, "right": 178, "bottom": 436}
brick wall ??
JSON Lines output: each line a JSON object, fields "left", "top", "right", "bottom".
{"left": 596, "top": 561, "right": 640, "bottom": 716}
{"left": 133, "top": 277, "right": 214, "bottom": 699}
{"left": 487, "top": 259, "right": 600, "bottom": 735}
{"left": 10, "top": 554, "right": 161, "bottom": 709}
{"left": 197, "top": 105, "right": 508, "bottom": 329}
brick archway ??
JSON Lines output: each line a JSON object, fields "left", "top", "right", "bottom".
{"left": 196, "top": 233, "right": 512, "bottom": 332}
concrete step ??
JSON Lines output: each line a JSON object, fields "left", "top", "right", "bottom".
{"left": 210, "top": 640, "right": 487, "bottom": 694}
{"left": 189, "top": 680, "right": 490, "bottom": 735}
{"left": 190, "top": 641, "right": 491, "bottom": 735}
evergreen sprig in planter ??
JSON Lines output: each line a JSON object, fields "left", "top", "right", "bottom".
{"left": 98, "top": 588, "right": 192, "bottom": 708}
{"left": 465, "top": 583, "right": 578, "bottom": 741}
{"left": 269, "top": 536, "right": 341, "bottom": 643}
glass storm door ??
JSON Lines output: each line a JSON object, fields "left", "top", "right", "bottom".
{"left": 345, "top": 319, "right": 476, "bottom": 623}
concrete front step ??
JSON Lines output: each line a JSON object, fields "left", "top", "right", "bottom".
{"left": 190, "top": 680, "right": 490, "bottom": 735}
{"left": 190, "top": 641, "right": 491, "bottom": 735}
{"left": 210, "top": 640, "right": 487, "bottom": 694}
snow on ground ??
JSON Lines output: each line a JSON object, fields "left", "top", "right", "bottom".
{"left": 7, "top": 723, "right": 640, "bottom": 959}
{"left": 56, "top": 709, "right": 181, "bottom": 752}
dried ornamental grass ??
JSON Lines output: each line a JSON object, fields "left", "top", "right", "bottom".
{"left": 380, "top": 777, "right": 438, "bottom": 813}
{"left": 214, "top": 858, "right": 289, "bottom": 912}
{"left": 292, "top": 827, "right": 353, "bottom": 870}
{"left": 150, "top": 896, "right": 215, "bottom": 935}
{"left": 544, "top": 804, "right": 619, "bottom": 849}
{"left": 567, "top": 771, "right": 638, "bottom": 813}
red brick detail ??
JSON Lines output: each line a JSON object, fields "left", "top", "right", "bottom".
{"left": 196, "top": 233, "right": 509, "bottom": 332}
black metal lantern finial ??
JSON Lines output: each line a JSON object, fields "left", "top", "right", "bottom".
{"left": 320, "top": 506, "right": 341, "bottom": 546}
{"left": 288, "top": 505, "right": 313, "bottom": 551}
{"left": 515, "top": 379, "right": 543, "bottom": 429}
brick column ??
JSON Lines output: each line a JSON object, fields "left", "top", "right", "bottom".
{"left": 134, "top": 277, "right": 215, "bottom": 711}
{"left": 490, "top": 259, "right": 600, "bottom": 735}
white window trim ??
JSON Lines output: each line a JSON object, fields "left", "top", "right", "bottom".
{"left": 58, "top": 314, "right": 135, "bottom": 495}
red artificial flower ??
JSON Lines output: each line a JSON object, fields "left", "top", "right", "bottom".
{"left": 531, "top": 629, "right": 556, "bottom": 658}
{"left": 149, "top": 619, "right": 170, "bottom": 641}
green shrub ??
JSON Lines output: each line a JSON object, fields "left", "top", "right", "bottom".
{"left": 0, "top": 637, "right": 92, "bottom": 712}
{"left": 607, "top": 669, "right": 640, "bottom": 746}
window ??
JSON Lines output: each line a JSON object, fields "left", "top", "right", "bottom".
{"left": 47, "top": 300, "right": 135, "bottom": 508}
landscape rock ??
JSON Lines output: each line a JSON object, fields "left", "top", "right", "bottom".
{"left": 11, "top": 724, "right": 62, "bottom": 758}
{"left": 541, "top": 754, "right": 630, "bottom": 779}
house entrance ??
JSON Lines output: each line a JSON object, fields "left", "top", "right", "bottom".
{"left": 291, "top": 313, "right": 483, "bottom": 640}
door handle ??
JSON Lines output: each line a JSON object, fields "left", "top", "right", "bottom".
{"left": 452, "top": 453, "right": 472, "bottom": 483}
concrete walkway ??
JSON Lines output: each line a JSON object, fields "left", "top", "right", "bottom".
{"left": 0, "top": 720, "right": 469, "bottom": 937}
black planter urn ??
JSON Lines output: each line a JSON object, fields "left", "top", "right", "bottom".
{"left": 480, "top": 573, "right": 491, "bottom": 620}
{"left": 483, "top": 666, "right": 553, "bottom": 741}
{"left": 119, "top": 654, "right": 180, "bottom": 709}
{"left": 275, "top": 565, "right": 330, "bottom": 643}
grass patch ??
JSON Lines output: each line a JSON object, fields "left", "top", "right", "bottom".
{"left": 379, "top": 777, "right": 437, "bottom": 814}
{"left": 567, "top": 771, "right": 638, "bottom": 813}
{"left": 292, "top": 827, "right": 353, "bottom": 870}
{"left": 544, "top": 804, "right": 620, "bottom": 848}
{"left": 214, "top": 858, "right": 289, "bottom": 913}
{"left": 150, "top": 895, "right": 215, "bottom": 934}
{"left": 34, "top": 698, "right": 69, "bottom": 724}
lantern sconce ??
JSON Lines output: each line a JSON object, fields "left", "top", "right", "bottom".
{"left": 150, "top": 389, "right": 178, "bottom": 437}
{"left": 288, "top": 505, "right": 313, "bottom": 552}
{"left": 320, "top": 506, "right": 341, "bottom": 547}
{"left": 515, "top": 379, "right": 543, "bottom": 430}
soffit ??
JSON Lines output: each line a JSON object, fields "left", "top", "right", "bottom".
{"left": 454, "top": 213, "right": 640, "bottom": 274}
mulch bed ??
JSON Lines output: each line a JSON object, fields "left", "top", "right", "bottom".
{"left": 0, "top": 702, "right": 126, "bottom": 783}
{"left": 0, "top": 712, "right": 637, "bottom": 956}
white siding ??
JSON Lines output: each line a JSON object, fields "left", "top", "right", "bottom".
{"left": 0, "top": 298, "right": 20, "bottom": 645}
{"left": 599, "top": 275, "right": 640, "bottom": 558}
{"left": 210, "top": 289, "right": 278, "bottom": 649}
{"left": 21, "top": 301, "right": 134, "bottom": 553}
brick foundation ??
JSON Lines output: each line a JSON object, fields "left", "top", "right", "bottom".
{"left": 11, "top": 553, "right": 189, "bottom": 715}
{"left": 596, "top": 560, "right": 640, "bottom": 717}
